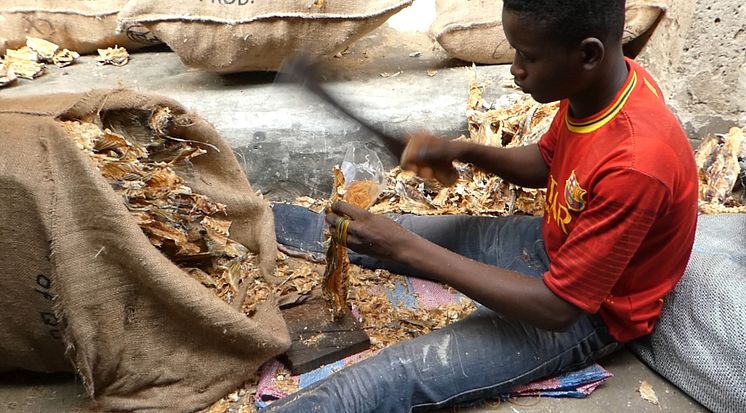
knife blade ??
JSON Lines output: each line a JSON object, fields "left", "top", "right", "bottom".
{"left": 276, "top": 54, "right": 407, "bottom": 157}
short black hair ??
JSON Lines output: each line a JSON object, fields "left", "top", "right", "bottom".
{"left": 503, "top": 0, "right": 626, "bottom": 45}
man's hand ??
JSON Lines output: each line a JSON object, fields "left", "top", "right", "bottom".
{"left": 325, "top": 201, "right": 415, "bottom": 261}
{"left": 400, "top": 133, "right": 461, "bottom": 186}
{"left": 399, "top": 133, "right": 550, "bottom": 189}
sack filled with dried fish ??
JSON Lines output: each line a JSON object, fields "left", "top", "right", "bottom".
{"left": 0, "top": 0, "right": 159, "bottom": 55}
{"left": 117, "top": 0, "right": 413, "bottom": 73}
{"left": 431, "top": 0, "right": 667, "bottom": 64}
{"left": 430, "top": 0, "right": 515, "bottom": 65}
{"left": 0, "top": 90, "right": 289, "bottom": 413}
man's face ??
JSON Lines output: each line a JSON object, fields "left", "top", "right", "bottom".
{"left": 502, "top": 9, "right": 585, "bottom": 103}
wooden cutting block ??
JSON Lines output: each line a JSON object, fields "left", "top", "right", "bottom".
{"left": 280, "top": 298, "right": 370, "bottom": 376}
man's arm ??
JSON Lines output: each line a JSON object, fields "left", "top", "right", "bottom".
{"left": 329, "top": 202, "right": 582, "bottom": 331}
{"left": 400, "top": 136, "right": 550, "bottom": 188}
{"left": 397, "top": 232, "right": 581, "bottom": 331}
{"left": 457, "top": 142, "right": 549, "bottom": 188}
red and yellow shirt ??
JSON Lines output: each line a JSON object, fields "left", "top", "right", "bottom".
{"left": 538, "top": 58, "right": 698, "bottom": 342}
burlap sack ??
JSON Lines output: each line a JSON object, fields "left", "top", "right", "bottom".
{"left": 0, "top": 90, "right": 290, "bottom": 413}
{"left": 118, "top": 0, "right": 414, "bottom": 73}
{"left": 623, "top": 0, "right": 668, "bottom": 44}
{"left": 0, "top": 0, "right": 159, "bottom": 55}
{"left": 431, "top": 0, "right": 668, "bottom": 65}
{"left": 431, "top": 0, "right": 513, "bottom": 65}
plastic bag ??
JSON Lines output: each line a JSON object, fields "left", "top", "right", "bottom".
{"left": 339, "top": 144, "right": 386, "bottom": 209}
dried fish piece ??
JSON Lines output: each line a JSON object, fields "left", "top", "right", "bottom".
{"left": 25, "top": 37, "right": 59, "bottom": 61}
{"left": 100, "top": 161, "right": 146, "bottom": 180}
{"left": 205, "top": 398, "right": 230, "bottom": 413}
{"left": 20, "top": 37, "right": 79, "bottom": 68}
{"left": 699, "top": 202, "right": 746, "bottom": 214}
{"left": 61, "top": 120, "right": 102, "bottom": 151}
{"left": 5, "top": 46, "right": 39, "bottom": 62}
{"left": 4, "top": 59, "right": 45, "bottom": 79}
{"left": 0, "top": 64, "right": 18, "bottom": 88}
{"left": 1, "top": 39, "right": 78, "bottom": 80}
{"left": 696, "top": 127, "right": 744, "bottom": 205}
{"left": 3, "top": 47, "right": 45, "bottom": 80}
{"left": 94, "top": 130, "right": 135, "bottom": 154}
{"left": 52, "top": 49, "right": 80, "bottom": 67}
{"left": 638, "top": 380, "right": 659, "bottom": 405}
{"left": 97, "top": 46, "right": 130, "bottom": 66}
{"left": 379, "top": 71, "right": 402, "bottom": 78}
{"left": 323, "top": 167, "right": 351, "bottom": 319}
{"left": 467, "top": 66, "right": 486, "bottom": 111}
{"left": 145, "top": 166, "right": 182, "bottom": 192}
{"left": 149, "top": 107, "right": 173, "bottom": 135}
{"left": 292, "top": 196, "right": 327, "bottom": 213}
{"left": 203, "top": 216, "right": 232, "bottom": 253}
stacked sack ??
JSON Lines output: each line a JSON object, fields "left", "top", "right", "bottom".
{"left": 0, "top": 0, "right": 159, "bottom": 55}
{"left": 431, "top": 0, "right": 669, "bottom": 65}
{"left": 117, "top": 0, "right": 414, "bottom": 73}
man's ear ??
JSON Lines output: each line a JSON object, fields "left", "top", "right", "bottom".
{"left": 579, "top": 38, "right": 605, "bottom": 70}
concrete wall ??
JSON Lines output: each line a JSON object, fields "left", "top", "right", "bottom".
{"left": 636, "top": 0, "right": 746, "bottom": 145}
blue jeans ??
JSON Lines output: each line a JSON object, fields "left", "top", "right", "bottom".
{"left": 269, "top": 204, "right": 620, "bottom": 413}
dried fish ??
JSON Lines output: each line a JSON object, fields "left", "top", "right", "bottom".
{"left": 149, "top": 107, "right": 173, "bottom": 135}
{"left": 322, "top": 167, "right": 351, "bottom": 319}
{"left": 379, "top": 71, "right": 402, "bottom": 78}
{"left": 638, "top": 380, "right": 659, "bottom": 405}
{"left": 205, "top": 398, "right": 230, "bottom": 413}
{"left": 293, "top": 196, "right": 327, "bottom": 213}
{"left": 0, "top": 64, "right": 18, "bottom": 88}
{"left": 695, "top": 127, "right": 745, "bottom": 210}
{"left": 202, "top": 216, "right": 232, "bottom": 253}
{"left": 467, "top": 66, "right": 486, "bottom": 112}
{"left": 97, "top": 46, "right": 130, "bottom": 66}
{"left": 52, "top": 49, "right": 80, "bottom": 67}
{"left": 3, "top": 52, "right": 45, "bottom": 80}
{"left": 186, "top": 267, "right": 218, "bottom": 288}
{"left": 26, "top": 37, "right": 59, "bottom": 61}
{"left": 1, "top": 39, "right": 78, "bottom": 82}
{"left": 5, "top": 46, "right": 39, "bottom": 62}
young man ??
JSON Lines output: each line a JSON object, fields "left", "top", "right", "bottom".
{"left": 267, "top": 0, "right": 698, "bottom": 411}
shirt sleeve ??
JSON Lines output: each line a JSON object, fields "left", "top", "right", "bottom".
{"left": 543, "top": 168, "right": 671, "bottom": 314}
